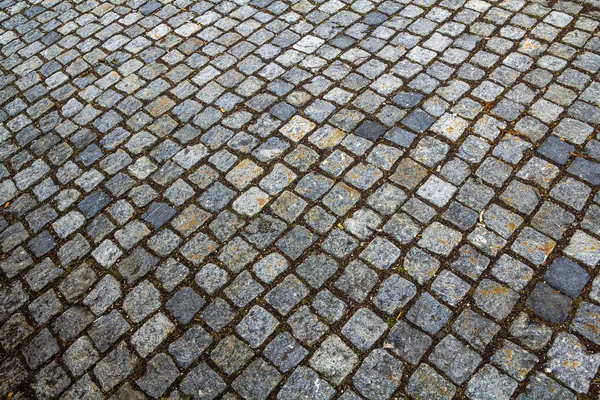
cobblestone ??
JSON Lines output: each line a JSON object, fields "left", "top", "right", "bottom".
{"left": 1, "top": 0, "right": 600, "bottom": 397}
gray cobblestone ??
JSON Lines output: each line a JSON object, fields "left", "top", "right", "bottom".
{"left": 1, "top": 0, "right": 599, "bottom": 397}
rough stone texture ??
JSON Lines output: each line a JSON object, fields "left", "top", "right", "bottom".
{"left": 526, "top": 283, "right": 572, "bottom": 324}
{"left": 310, "top": 335, "right": 358, "bottom": 385}
{"left": 1, "top": 0, "right": 600, "bottom": 397}
{"left": 546, "top": 333, "right": 600, "bottom": 394}
{"left": 429, "top": 335, "right": 482, "bottom": 385}
{"left": 465, "top": 364, "right": 518, "bottom": 400}
{"left": 352, "top": 349, "right": 403, "bottom": 400}
{"left": 407, "top": 363, "right": 456, "bottom": 400}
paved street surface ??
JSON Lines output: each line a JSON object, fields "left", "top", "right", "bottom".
{"left": 1, "top": 0, "right": 600, "bottom": 398}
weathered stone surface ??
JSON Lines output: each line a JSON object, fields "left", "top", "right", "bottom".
{"left": 546, "top": 333, "right": 600, "bottom": 393}
{"left": 2, "top": 1, "right": 600, "bottom": 397}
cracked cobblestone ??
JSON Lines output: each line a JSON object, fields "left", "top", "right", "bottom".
{"left": 1, "top": 0, "right": 600, "bottom": 398}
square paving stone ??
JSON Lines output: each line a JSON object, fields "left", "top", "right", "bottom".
{"left": 29, "top": 289, "right": 62, "bottom": 325}
{"left": 0, "top": 312, "right": 33, "bottom": 352}
{"left": 568, "top": 157, "right": 600, "bottom": 186}
{"left": 526, "top": 283, "right": 572, "bottom": 324}
{"left": 270, "top": 190, "right": 307, "bottom": 222}
{"left": 155, "top": 258, "right": 189, "bottom": 292}
{"left": 384, "top": 321, "right": 432, "bottom": 366}
{"left": 492, "top": 340, "right": 539, "bottom": 382}
{"left": 408, "top": 365, "right": 457, "bottom": 400}
{"left": 62, "top": 336, "right": 99, "bottom": 377}
{"left": 344, "top": 163, "right": 384, "bottom": 190}
{"left": 166, "top": 286, "right": 205, "bottom": 324}
{"left": 572, "top": 302, "right": 600, "bottom": 345}
{"left": 60, "top": 374, "right": 103, "bottom": 400}
{"left": 468, "top": 226, "right": 508, "bottom": 256}
{"left": 452, "top": 309, "right": 500, "bottom": 352}
{"left": 211, "top": 335, "right": 254, "bottom": 375}
{"left": 295, "top": 172, "right": 334, "bottom": 201}
{"left": 117, "top": 247, "right": 159, "bottom": 285}
{"left": 224, "top": 271, "right": 263, "bottom": 307}
{"left": 473, "top": 279, "right": 519, "bottom": 320}
{"left": 367, "top": 183, "right": 407, "bottom": 215}
{"left": 277, "top": 366, "right": 335, "bottom": 400}
{"left": 297, "top": 252, "right": 338, "bottom": 288}
{"left": 390, "top": 157, "right": 428, "bottom": 190}
{"left": 510, "top": 227, "right": 556, "bottom": 265}
{"left": 321, "top": 150, "right": 355, "bottom": 177}
{"left": 418, "top": 222, "right": 462, "bottom": 256}
{"left": 483, "top": 204, "right": 524, "bottom": 239}
{"left": 310, "top": 334, "right": 359, "bottom": 385}
{"left": 53, "top": 305, "right": 95, "bottom": 343}
{"left": 546, "top": 333, "right": 600, "bottom": 394}
{"left": 312, "top": 289, "right": 347, "bottom": 323}
{"left": 180, "top": 362, "right": 226, "bottom": 400}
{"left": 265, "top": 274, "right": 309, "bottom": 315}
{"left": 491, "top": 254, "right": 533, "bottom": 291}
{"left": 500, "top": 180, "right": 540, "bottom": 214}
{"left": 342, "top": 308, "right": 388, "bottom": 352}
{"left": 431, "top": 270, "right": 471, "bottom": 306}
{"left": 457, "top": 179, "right": 495, "bottom": 212}
{"left": 403, "top": 246, "right": 440, "bottom": 285}
{"left": 236, "top": 305, "right": 279, "bottom": 348}
{"left": 141, "top": 201, "right": 176, "bottom": 229}
{"left": 131, "top": 312, "right": 175, "bottom": 358}
{"left": 322, "top": 182, "right": 361, "bottom": 216}
{"left": 383, "top": 212, "right": 421, "bottom": 245}
{"left": 288, "top": 306, "right": 329, "bottom": 345}
{"left": 407, "top": 293, "right": 452, "bottom": 335}
{"left": 374, "top": 274, "right": 417, "bottom": 315}
{"left": 233, "top": 187, "right": 271, "bottom": 217}
{"left": 465, "top": 364, "right": 518, "bottom": 400}
{"left": 544, "top": 257, "right": 589, "bottom": 298}
{"left": 180, "top": 232, "right": 218, "bottom": 266}
{"left": 352, "top": 349, "right": 403, "bottom": 400}
{"left": 509, "top": 312, "right": 553, "bottom": 351}
{"left": 168, "top": 325, "right": 212, "bottom": 368}
{"left": 322, "top": 228, "right": 360, "bottom": 259}
{"left": 344, "top": 208, "right": 382, "bottom": 239}
{"left": 201, "top": 297, "right": 235, "bottom": 332}
{"left": 93, "top": 342, "right": 139, "bottom": 392}
{"left": 355, "top": 120, "right": 387, "bottom": 141}
{"left": 304, "top": 205, "right": 337, "bottom": 233}
{"left": 135, "top": 353, "right": 179, "bottom": 398}
{"left": 88, "top": 310, "right": 131, "bottom": 353}
{"left": 360, "top": 236, "right": 401, "bottom": 269}
{"left": 122, "top": 280, "right": 161, "bottom": 323}
{"left": 517, "top": 372, "right": 576, "bottom": 400}
{"left": 549, "top": 177, "right": 591, "bottom": 211}
{"left": 276, "top": 225, "right": 316, "bottom": 260}
{"left": 218, "top": 236, "right": 259, "bottom": 273}
{"left": 253, "top": 253, "right": 288, "bottom": 284}
{"left": 417, "top": 175, "right": 457, "bottom": 207}
{"left": 402, "top": 197, "right": 436, "bottom": 224}
{"left": 32, "top": 361, "right": 71, "bottom": 399}
{"left": 537, "top": 136, "right": 574, "bottom": 165}
{"left": 264, "top": 332, "right": 309, "bottom": 373}
{"left": 429, "top": 335, "right": 482, "bottom": 384}
{"left": 22, "top": 328, "right": 60, "bottom": 369}
{"left": 564, "top": 230, "right": 600, "bottom": 267}
{"left": 531, "top": 201, "right": 574, "bottom": 240}
{"left": 335, "top": 260, "right": 379, "bottom": 303}
{"left": 232, "top": 359, "right": 282, "bottom": 400}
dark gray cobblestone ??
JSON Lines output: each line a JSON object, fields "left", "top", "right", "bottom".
{"left": 1, "top": 0, "right": 600, "bottom": 398}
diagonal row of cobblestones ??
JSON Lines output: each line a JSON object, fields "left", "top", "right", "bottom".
{"left": 1, "top": 0, "right": 600, "bottom": 398}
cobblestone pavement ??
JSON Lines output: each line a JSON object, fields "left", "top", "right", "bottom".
{"left": 1, "top": 0, "right": 600, "bottom": 398}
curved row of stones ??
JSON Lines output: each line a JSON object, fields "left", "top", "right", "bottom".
{"left": 1, "top": 0, "right": 600, "bottom": 398}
